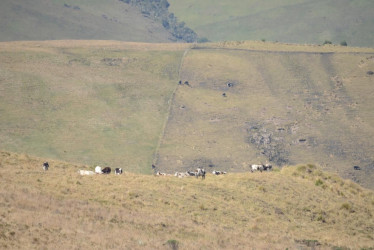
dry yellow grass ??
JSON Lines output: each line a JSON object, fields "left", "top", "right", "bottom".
{"left": 1, "top": 151, "right": 373, "bottom": 249}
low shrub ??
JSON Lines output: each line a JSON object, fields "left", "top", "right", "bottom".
{"left": 258, "top": 186, "right": 266, "bottom": 192}
{"left": 323, "top": 40, "right": 332, "bottom": 45}
{"left": 315, "top": 179, "right": 323, "bottom": 186}
{"left": 297, "top": 165, "right": 306, "bottom": 171}
{"left": 340, "top": 41, "right": 348, "bottom": 46}
{"left": 340, "top": 203, "right": 351, "bottom": 211}
{"left": 166, "top": 239, "right": 179, "bottom": 250}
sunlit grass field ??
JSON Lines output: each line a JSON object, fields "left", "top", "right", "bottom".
{"left": 0, "top": 151, "right": 373, "bottom": 249}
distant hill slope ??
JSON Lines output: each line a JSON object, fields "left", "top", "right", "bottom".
{"left": 0, "top": 40, "right": 189, "bottom": 174}
{"left": 156, "top": 41, "right": 374, "bottom": 189}
{"left": 168, "top": 0, "right": 374, "bottom": 47}
{"left": 0, "top": 0, "right": 175, "bottom": 42}
{"left": 0, "top": 151, "right": 373, "bottom": 249}
{"left": 1, "top": 40, "right": 374, "bottom": 189}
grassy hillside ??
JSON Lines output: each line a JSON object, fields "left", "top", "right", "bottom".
{"left": 1, "top": 40, "right": 374, "bottom": 189}
{"left": 0, "top": 151, "right": 373, "bottom": 249}
{"left": 156, "top": 41, "right": 374, "bottom": 189}
{"left": 0, "top": 40, "right": 189, "bottom": 174}
{"left": 0, "top": 0, "right": 175, "bottom": 42}
{"left": 168, "top": 0, "right": 374, "bottom": 47}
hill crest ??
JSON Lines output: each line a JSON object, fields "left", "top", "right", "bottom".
{"left": 0, "top": 150, "right": 373, "bottom": 249}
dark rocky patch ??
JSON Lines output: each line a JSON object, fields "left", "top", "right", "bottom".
{"left": 246, "top": 121, "right": 290, "bottom": 166}
{"left": 101, "top": 58, "right": 122, "bottom": 66}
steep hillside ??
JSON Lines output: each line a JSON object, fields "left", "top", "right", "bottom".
{"left": 0, "top": 40, "right": 189, "bottom": 174}
{"left": 0, "top": 0, "right": 175, "bottom": 42}
{"left": 0, "top": 151, "right": 373, "bottom": 249}
{"left": 1, "top": 40, "right": 374, "bottom": 189}
{"left": 156, "top": 41, "right": 374, "bottom": 189}
{"left": 168, "top": 0, "right": 374, "bottom": 47}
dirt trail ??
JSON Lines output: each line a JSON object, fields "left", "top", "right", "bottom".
{"left": 152, "top": 47, "right": 191, "bottom": 167}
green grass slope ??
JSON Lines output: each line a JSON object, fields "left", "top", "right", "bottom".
{"left": 156, "top": 41, "right": 374, "bottom": 189}
{"left": 168, "top": 0, "right": 374, "bottom": 47}
{"left": 0, "top": 0, "right": 175, "bottom": 42}
{"left": 0, "top": 40, "right": 189, "bottom": 173}
{"left": 0, "top": 151, "right": 373, "bottom": 249}
{"left": 1, "top": 40, "right": 374, "bottom": 188}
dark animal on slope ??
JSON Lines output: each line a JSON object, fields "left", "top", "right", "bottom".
{"left": 187, "top": 171, "right": 196, "bottom": 176}
{"left": 353, "top": 166, "right": 361, "bottom": 170}
{"left": 212, "top": 170, "right": 227, "bottom": 175}
{"left": 195, "top": 168, "right": 206, "bottom": 179}
{"left": 102, "top": 167, "right": 111, "bottom": 174}
{"left": 43, "top": 162, "right": 49, "bottom": 171}
{"left": 115, "top": 168, "right": 123, "bottom": 175}
{"left": 263, "top": 164, "right": 272, "bottom": 171}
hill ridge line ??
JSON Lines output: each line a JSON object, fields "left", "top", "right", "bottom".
{"left": 191, "top": 46, "right": 374, "bottom": 55}
{"left": 152, "top": 47, "right": 191, "bottom": 168}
